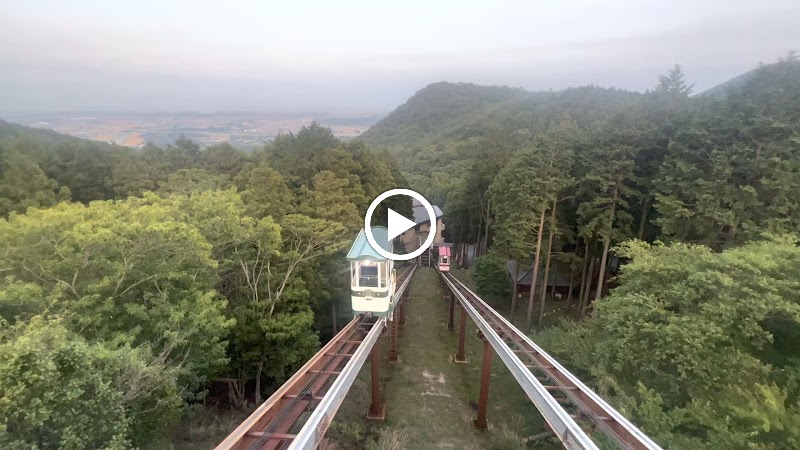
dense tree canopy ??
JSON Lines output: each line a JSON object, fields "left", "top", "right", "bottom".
{"left": 2, "top": 54, "right": 800, "bottom": 448}
{"left": 0, "top": 317, "right": 182, "bottom": 449}
{"left": 0, "top": 150, "right": 66, "bottom": 217}
{"left": 363, "top": 54, "right": 800, "bottom": 447}
{"left": 537, "top": 237, "right": 800, "bottom": 449}
{"left": 0, "top": 121, "right": 406, "bottom": 446}
{"left": 0, "top": 196, "right": 232, "bottom": 392}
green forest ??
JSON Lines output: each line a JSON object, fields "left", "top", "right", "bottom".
{"left": 2, "top": 53, "right": 800, "bottom": 449}
{"left": 0, "top": 123, "right": 409, "bottom": 448}
{"left": 363, "top": 54, "right": 800, "bottom": 448}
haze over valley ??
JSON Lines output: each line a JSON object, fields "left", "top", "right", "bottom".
{"left": 3, "top": 111, "right": 381, "bottom": 149}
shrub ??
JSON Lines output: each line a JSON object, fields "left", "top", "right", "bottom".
{"left": 0, "top": 317, "right": 183, "bottom": 449}
{"left": 473, "top": 253, "right": 510, "bottom": 299}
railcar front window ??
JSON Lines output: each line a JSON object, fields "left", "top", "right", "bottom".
{"left": 359, "top": 265, "right": 379, "bottom": 287}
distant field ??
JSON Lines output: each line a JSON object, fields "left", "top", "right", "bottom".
{"left": 3, "top": 111, "right": 383, "bottom": 149}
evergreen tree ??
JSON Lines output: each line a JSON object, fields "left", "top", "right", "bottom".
{"left": 575, "top": 127, "right": 637, "bottom": 307}
{"left": 0, "top": 150, "right": 62, "bottom": 217}
{"left": 491, "top": 116, "right": 578, "bottom": 329}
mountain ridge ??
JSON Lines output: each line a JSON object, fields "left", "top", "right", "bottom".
{"left": 0, "top": 119, "right": 114, "bottom": 150}
{"left": 359, "top": 82, "right": 526, "bottom": 149}
{"left": 359, "top": 81, "right": 641, "bottom": 152}
{"left": 696, "top": 68, "right": 759, "bottom": 98}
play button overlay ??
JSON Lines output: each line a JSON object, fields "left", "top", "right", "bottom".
{"left": 387, "top": 208, "right": 417, "bottom": 240}
{"left": 364, "top": 188, "right": 436, "bottom": 261}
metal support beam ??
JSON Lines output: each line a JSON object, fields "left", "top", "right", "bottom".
{"left": 290, "top": 318, "right": 386, "bottom": 450}
{"left": 475, "top": 337, "right": 493, "bottom": 429}
{"left": 441, "top": 273, "right": 662, "bottom": 450}
{"left": 448, "top": 291, "right": 456, "bottom": 331}
{"left": 367, "top": 344, "right": 385, "bottom": 420}
{"left": 455, "top": 305, "right": 468, "bottom": 363}
{"left": 388, "top": 315, "right": 398, "bottom": 363}
{"left": 398, "top": 298, "right": 406, "bottom": 328}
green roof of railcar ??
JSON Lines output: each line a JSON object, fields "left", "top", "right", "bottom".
{"left": 347, "top": 226, "right": 392, "bottom": 261}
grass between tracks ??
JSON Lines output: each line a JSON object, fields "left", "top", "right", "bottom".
{"left": 450, "top": 269, "right": 577, "bottom": 332}
{"left": 331, "top": 267, "right": 563, "bottom": 449}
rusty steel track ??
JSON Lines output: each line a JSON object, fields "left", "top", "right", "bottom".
{"left": 217, "top": 265, "right": 416, "bottom": 450}
{"left": 441, "top": 272, "right": 661, "bottom": 450}
{"left": 216, "top": 315, "right": 375, "bottom": 450}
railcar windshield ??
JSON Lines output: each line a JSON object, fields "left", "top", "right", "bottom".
{"left": 359, "top": 265, "right": 379, "bottom": 287}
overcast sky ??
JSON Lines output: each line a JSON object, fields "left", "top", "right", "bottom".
{"left": 1, "top": 0, "right": 798, "bottom": 114}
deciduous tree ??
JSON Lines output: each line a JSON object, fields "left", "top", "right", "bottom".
{"left": 0, "top": 196, "right": 232, "bottom": 391}
{"left": 0, "top": 150, "right": 64, "bottom": 217}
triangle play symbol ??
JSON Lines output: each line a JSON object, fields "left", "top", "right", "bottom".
{"left": 387, "top": 208, "right": 417, "bottom": 240}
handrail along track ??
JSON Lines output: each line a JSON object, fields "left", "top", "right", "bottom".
{"left": 440, "top": 272, "right": 662, "bottom": 450}
{"left": 217, "top": 265, "right": 416, "bottom": 450}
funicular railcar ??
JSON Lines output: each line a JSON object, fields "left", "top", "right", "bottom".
{"left": 437, "top": 245, "right": 451, "bottom": 272}
{"left": 347, "top": 226, "right": 396, "bottom": 317}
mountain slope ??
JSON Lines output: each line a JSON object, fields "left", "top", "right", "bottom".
{"left": 697, "top": 55, "right": 800, "bottom": 98}
{"left": 360, "top": 82, "right": 640, "bottom": 152}
{"left": 0, "top": 119, "right": 120, "bottom": 203}
{"left": 697, "top": 68, "right": 758, "bottom": 98}
{"left": 358, "top": 82, "right": 642, "bottom": 206}
{"left": 359, "top": 82, "right": 526, "bottom": 149}
{"left": 0, "top": 119, "right": 113, "bottom": 151}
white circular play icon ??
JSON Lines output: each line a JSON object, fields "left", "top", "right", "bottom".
{"left": 364, "top": 189, "right": 436, "bottom": 261}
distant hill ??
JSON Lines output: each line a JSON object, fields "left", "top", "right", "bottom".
{"left": 358, "top": 82, "right": 642, "bottom": 205}
{"left": 697, "top": 68, "right": 759, "bottom": 98}
{"left": 359, "top": 82, "right": 525, "bottom": 148}
{"left": 0, "top": 119, "right": 112, "bottom": 150}
{"left": 0, "top": 119, "right": 121, "bottom": 203}
{"left": 359, "top": 82, "right": 640, "bottom": 152}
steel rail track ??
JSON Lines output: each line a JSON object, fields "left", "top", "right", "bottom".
{"left": 217, "top": 265, "right": 416, "bottom": 450}
{"left": 216, "top": 316, "right": 372, "bottom": 450}
{"left": 289, "top": 263, "right": 416, "bottom": 450}
{"left": 441, "top": 272, "right": 662, "bottom": 450}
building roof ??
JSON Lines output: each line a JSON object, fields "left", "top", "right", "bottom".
{"left": 412, "top": 200, "right": 444, "bottom": 225}
{"left": 347, "top": 226, "right": 392, "bottom": 261}
{"left": 508, "top": 259, "right": 572, "bottom": 287}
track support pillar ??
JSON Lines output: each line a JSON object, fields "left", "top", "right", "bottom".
{"left": 398, "top": 296, "right": 406, "bottom": 328}
{"left": 455, "top": 305, "right": 468, "bottom": 363}
{"left": 388, "top": 314, "right": 399, "bottom": 363}
{"left": 367, "top": 344, "right": 385, "bottom": 420}
{"left": 447, "top": 291, "right": 455, "bottom": 331}
{"left": 474, "top": 335, "right": 493, "bottom": 429}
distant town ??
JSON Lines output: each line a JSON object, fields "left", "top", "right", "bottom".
{"left": 2, "top": 111, "right": 382, "bottom": 149}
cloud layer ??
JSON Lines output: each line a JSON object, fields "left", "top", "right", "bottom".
{"left": 1, "top": 0, "right": 798, "bottom": 113}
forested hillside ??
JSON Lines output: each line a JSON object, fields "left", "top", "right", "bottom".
{"left": 359, "top": 82, "right": 527, "bottom": 148}
{"left": 361, "top": 54, "right": 800, "bottom": 448}
{"left": 695, "top": 68, "right": 758, "bottom": 97}
{"left": 360, "top": 82, "right": 642, "bottom": 206}
{"left": 3, "top": 51, "right": 800, "bottom": 449}
{"left": 0, "top": 122, "right": 409, "bottom": 448}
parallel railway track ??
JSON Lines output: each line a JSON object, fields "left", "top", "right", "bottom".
{"left": 218, "top": 265, "right": 659, "bottom": 450}
{"left": 440, "top": 272, "right": 662, "bottom": 450}
{"left": 217, "top": 265, "right": 416, "bottom": 450}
